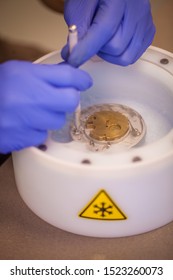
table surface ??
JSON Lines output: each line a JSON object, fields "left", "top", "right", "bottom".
{"left": 0, "top": 158, "right": 173, "bottom": 260}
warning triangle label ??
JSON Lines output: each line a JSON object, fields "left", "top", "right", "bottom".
{"left": 79, "top": 190, "right": 127, "bottom": 220}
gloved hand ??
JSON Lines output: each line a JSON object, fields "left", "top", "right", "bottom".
{"left": 62, "top": 0, "right": 156, "bottom": 67}
{"left": 0, "top": 60, "right": 92, "bottom": 154}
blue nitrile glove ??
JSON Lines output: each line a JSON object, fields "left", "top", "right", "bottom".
{"left": 0, "top": 60, "right": 92, "bottom": 154}
{"left": 62, "top": 0, "right": 156, "bottom": 67}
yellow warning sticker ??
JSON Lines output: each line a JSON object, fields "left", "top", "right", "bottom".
{"left": 79, "top": 190, "right": 127, "bottom": 220}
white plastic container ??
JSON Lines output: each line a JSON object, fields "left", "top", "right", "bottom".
{"left": 12, "top": 47, "right": 173, "bottom": 237}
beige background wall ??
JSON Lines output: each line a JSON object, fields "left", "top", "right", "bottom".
{"left": 151, "top": 0, "right": 173, "bottom": 52}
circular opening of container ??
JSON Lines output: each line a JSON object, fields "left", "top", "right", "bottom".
{"left": 33, "top": 47, "right": 173, "bottom": 169}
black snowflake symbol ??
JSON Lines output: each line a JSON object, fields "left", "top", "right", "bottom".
{"left": 93, "top": 202, "right": 113, "bottom": 217}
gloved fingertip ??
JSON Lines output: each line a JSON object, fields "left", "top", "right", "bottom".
{"left": 61, "top": 44, "right": 69, "bottom": 61}
{"left": 61, "top": 45, "right": 81, "bottom": 67}
{"left": 78, "top": 70, "right": 93, "bottom": 91}
{"left": 85, "top": 75, "right": 93, "bottom": 89}
{"left": 67, "top": 56, "right": 81, "bottom": 68}
{"left": 68, "top": 51, "right": 87, "bottom": 68}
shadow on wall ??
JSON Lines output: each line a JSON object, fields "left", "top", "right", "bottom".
{"left": 0, "top": 37, "right": 48, "bottom": 63}
{"left": 39, "top": 0, "right": 64, "bottom": 13}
